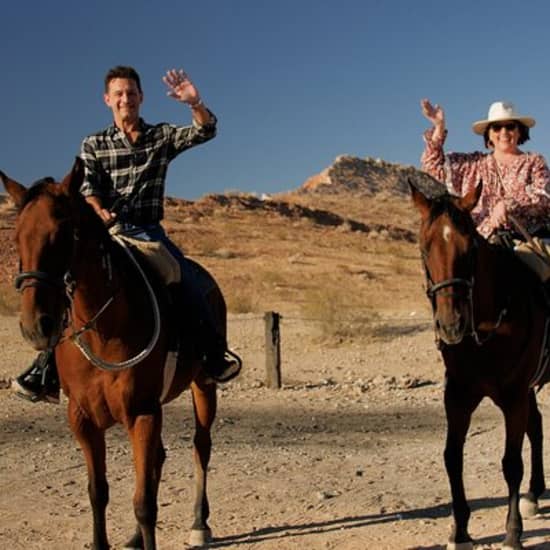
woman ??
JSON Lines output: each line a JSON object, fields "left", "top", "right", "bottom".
{"left": 420, "top": 99, "right": 550, "bottom": 239}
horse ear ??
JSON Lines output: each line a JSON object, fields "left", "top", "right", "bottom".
{"left": 409, "top": 179, "right": 431, "bottom": 219}
{"left": 0, "top": 171, "right": 27, "bottom": 208}
{"left": 60, "top": 157, "right": 85, "bottom": 197}
{"left": 460, "top": 180, "right": 483, "bottom": 212}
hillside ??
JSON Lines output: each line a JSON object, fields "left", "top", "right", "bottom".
{"left": 0, "top": 156, "right": 444, "bottom": 323}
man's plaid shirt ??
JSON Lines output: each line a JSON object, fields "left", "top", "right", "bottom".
{"left": 80, "top": 113, "right": 217, "bottom": 226}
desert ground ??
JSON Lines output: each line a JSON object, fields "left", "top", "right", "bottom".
{"left": 1, "top": 311, "right": 549, "bottom": 550}
{"left": 1, "top": 157, "right": 549, "bottom": 548}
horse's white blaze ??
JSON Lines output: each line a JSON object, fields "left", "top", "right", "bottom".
{"left": 443, "top": 224, "right": 452, "bottom": 242}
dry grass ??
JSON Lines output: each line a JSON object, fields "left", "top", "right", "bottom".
{"left": 223, "top": 275, "right": 260, "bottom": 313}
{"left": 299, "top": 286, "right": 386, "bottom": 343}
{"left": 0, "top": 185, "right": 429, "bottom": 327}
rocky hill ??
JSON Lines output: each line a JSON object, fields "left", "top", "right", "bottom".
{"left": 301, "top": 155, "right": 444, "bottom": 197}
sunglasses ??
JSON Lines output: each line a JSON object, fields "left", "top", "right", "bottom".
{"left": 490, "top": 122, "right": 518, "bottom": 132}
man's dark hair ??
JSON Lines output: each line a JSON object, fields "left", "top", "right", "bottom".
{"left": 483, "top": 122, "right": 530, "bottom": 148}
{"left": 104, "top": 66, "right": 142, "bottom": 93}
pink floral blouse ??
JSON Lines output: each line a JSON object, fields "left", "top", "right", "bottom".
{"left": 421, "top": 127, "right": 550, "bottom": 238}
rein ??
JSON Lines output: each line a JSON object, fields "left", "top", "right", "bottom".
{"left": 15, "top": 234, "right": 161, "bottom": 371}
{"left": 68, "top": 236, "right": 161, "bottom": 371}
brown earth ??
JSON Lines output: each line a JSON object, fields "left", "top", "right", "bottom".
{"left": 0, "top": 157, "right": 549, "bottom": 549}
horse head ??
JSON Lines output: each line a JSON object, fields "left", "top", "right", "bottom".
{"left": 0, "top": 158, "right": 85, "bottom": 350}
{"left": 410, "top": 181, "right": 482, "bottom": 345}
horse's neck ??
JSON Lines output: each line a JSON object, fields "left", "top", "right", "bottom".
{"left": 70, "top": 238, "right": 124, "bottom": 329}
{"left": 475, "top": 240, "right": 514, "bottom": 315}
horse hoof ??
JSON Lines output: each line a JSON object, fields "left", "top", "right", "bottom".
{"left": 447, "top": 543, "right": 474, "bottom": 550}
{"left": 520, "top": 492, "right": 539, "bottom": 517}
{"left": 188, "top": 528, "right": 212, "bottom": 547}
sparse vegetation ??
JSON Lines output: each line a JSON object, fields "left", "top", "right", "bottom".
{"left": 299, "top": 287, "right": 385, "bottom": 343}
{"left": 225, "top": 287, "right": 259, "bottom": 314}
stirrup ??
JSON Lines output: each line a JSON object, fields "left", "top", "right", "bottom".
{"left": 11, "top": 381, "right": 60, "bottom": 404}
{"left": 12, "top": 351, "right": 60, "bottom": 404}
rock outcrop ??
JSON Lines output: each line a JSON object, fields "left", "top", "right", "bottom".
{"left": 301, "top": 155, "right": 445, "bottom": 197}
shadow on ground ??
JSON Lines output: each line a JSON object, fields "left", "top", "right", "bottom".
{"left": 205, "top": 494, "right": 550, "bottom": 549}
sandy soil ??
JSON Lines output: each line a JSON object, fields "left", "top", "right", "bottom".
{"left": 1, "top": 312, "right": 549, "bottom": 550}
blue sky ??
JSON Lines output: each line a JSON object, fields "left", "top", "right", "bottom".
{"left": 3, "top": 0, "right": 550, "bottom": 199}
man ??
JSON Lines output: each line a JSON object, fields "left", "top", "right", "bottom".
{"left": 13, "top": 65, "right": 240, "bottom": 403}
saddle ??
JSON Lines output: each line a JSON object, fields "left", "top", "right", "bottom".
{"left": 112, "top": 236, "right": 221, "bottom": 361}
{"left": 491, "top": 230, "right": 550, "bottom": 283}
{"left": 113, "top": 232, "right": 181, "bottom": 285}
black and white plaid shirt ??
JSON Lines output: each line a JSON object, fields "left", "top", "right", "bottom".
{"left": 79, "top": 113, "right": 217, "bottom": 226}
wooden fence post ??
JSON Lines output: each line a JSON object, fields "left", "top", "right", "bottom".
{"left": 264, "top": 311, "right": 281, "bottom": 388}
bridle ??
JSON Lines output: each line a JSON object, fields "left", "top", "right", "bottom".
{"left": 425, "top": 275, "right": 474, "bottom": 302}
{"left": 422, "top": 238, "right": 477, "bottom": 303}
{"left": 422, "top": 237, "right": 507, "bottom": 346}
{"left": 14, "top": 227, "right": 160, "bottom": 371}
{"left": 15, "top": 270, "right": 67, "bottom": 294}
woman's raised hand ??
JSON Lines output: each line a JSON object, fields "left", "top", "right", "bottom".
{"left": 421, "top": 98, "right": 445, "bottom": 128}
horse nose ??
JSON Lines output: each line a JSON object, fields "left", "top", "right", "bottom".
{"left": 436, "top": 316, "right": 465, "bottom": 345}
{"left": 19, "top": 314, "right": 58, "bottom": 350}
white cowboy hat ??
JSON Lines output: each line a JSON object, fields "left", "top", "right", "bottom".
{"left": 472, "top": 101, "right": 536, "bottom": 135}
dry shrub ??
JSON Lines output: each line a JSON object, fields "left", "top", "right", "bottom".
{"left": 223, "top": 274, "right": 259, "bottom": 313}
{"left": 225, "top": 288, "right": 259, "bottom": 314}
{"left": 299, "top": 287, "right": 383, "bottom": 343}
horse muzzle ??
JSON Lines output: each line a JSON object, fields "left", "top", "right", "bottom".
{"left": 434, "top": 313, "right": 467, "bottom": 345}
{"left": 19, "top": 311, "right": 64, "bottom": 351}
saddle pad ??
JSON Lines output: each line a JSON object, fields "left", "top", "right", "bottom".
{"left": 514, "top": 238, "right": 550, "bottom": 282}
{"left": 115, "top": 234, "right": 181, "bottom": 285}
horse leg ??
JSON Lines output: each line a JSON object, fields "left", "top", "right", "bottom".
{"left": 443, "top": 380, "right": 480, "bottom": 550}
{"left": 127, "top": 411, "right": 163, "bottom": 550}
{"left": 124, "top": 437, "right": 166, "bottom": 549}
{"left": 68, "top": 402, "right": 109, "bottom": 550}
{"left": 519, "top": 390, "right": 545, "bottom": 518}
{"left": 188, "top": 380, "right": 217, "bottom": 547}
{"left": 501, "top": 397, "right": 529, "bottom": 550}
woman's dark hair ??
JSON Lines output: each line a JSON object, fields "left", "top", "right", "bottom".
{"left": 483, "top": 121, "right": 530, "bottom": 148}
{"left": 104, "top": 66, "right": 142, "bottom": 94}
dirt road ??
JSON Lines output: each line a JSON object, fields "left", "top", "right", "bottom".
{"left": 1, "top": 313, "right": 549, "bottom": 549}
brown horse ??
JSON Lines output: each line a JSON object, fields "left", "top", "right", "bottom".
{"left": 1, "top": 158, "right": 228, "bottom": 549}
{"left": 410, "top": 182, "right": 548, "bottom": 550}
